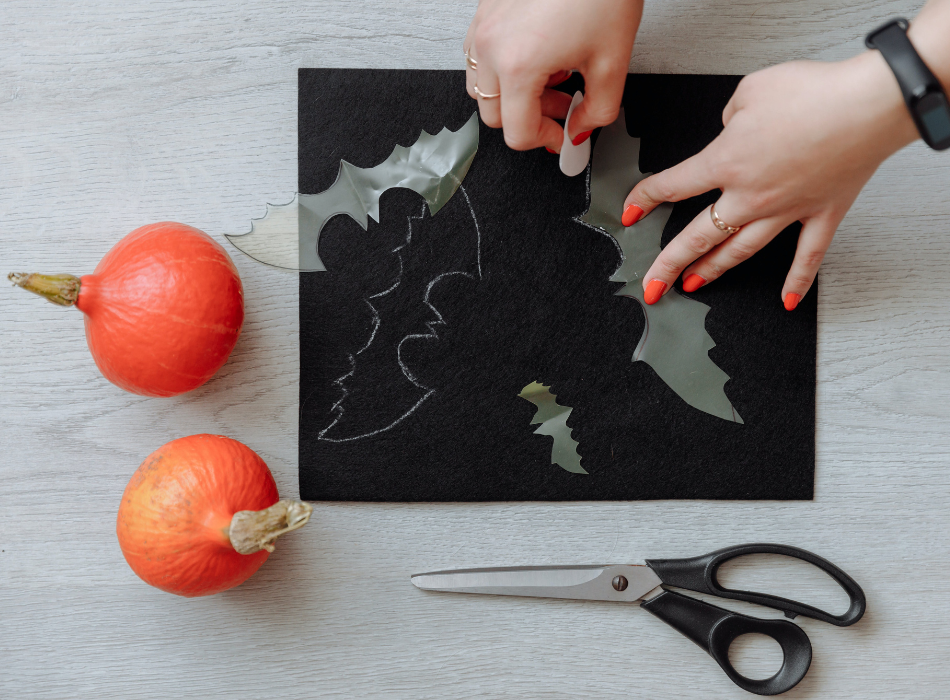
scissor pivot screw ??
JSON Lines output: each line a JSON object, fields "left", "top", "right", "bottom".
{"left": 612, "top": 575, "right": 628, "bottom": 592}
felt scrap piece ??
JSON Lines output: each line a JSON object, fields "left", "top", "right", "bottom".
{"left": 227, "top": 113, "right": 479, "bottom": 271}
{"left": 577, "top": 112, "right": 742, "bottom": 423}
{"left": 518, "top": 382, "right": 587, "bottom": 474}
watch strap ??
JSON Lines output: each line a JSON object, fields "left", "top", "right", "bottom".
{"left": 866, "top": 17, "right": 950, "bottom": 150}
{"left": 865, "top": 18, "right": 940, "bottom": 102}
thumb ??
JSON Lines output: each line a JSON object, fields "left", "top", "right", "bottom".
{"left": 566, "top": 64, "right": 627, "bottom": 142}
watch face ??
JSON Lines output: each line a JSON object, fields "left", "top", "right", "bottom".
{"left": 917, "top": 91, "right": 950, "bottom": 150}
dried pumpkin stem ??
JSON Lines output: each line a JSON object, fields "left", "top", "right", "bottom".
{"left": 229, "top": 499, "right": 313, "bottom": 555}
{"left": 8, "top": 273, "right": 81, "bottom": 307}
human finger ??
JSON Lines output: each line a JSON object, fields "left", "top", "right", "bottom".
{"left": 721, "top": 89, "right": 740, "bottom": 126}
{"left": 463, "top": 21, "right": 478, "bottom": 99}
{"left": 721, "top": 71, "right": 759, "bottom": 126}
{"left": 472, "top": 58, "right": 502, "bottom": 129}
{"left": 621, "top": 149, "right": 720, "bottom": 227}
{"left": 540, "top": 88, "right": 573, "bottom": 120}
{"left": 780, "top": 215, "right": 838, "bottom": 311}
{"left": 640, "top": 202, "right": 745, "bottom": 304}
{"left": 499, "top": 78, "right": 564, "bottom": 151}
{"left": 539, "top": 89, "right": 572, "bottom": 152}
{"left": 680, "top": 216, "right": 791, "bottom": 291}
{"left": 545, "top": 69, "right": 573, "bottom": 88}
{"left": 538, "top": 89, "right": 573, "bottom": 154}
{"left": 564, "top": 62, "right": 627, "bottom": 143}
{"left": 466, "top": 59, "right": 478, "bottom": 100}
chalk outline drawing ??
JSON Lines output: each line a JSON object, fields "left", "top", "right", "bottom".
{"left": 317, "top": 185, "right": 482, "bottom": 442}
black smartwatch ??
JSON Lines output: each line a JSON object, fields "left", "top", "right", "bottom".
{"left": 866, "top": 18, "right": 950, "bottom": 151}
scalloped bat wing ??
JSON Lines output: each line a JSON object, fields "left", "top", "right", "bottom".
{"left": 576, "top": 112, "right": 742, "bottom": 424}
{"left": 226, "top": 113, "right": 479, "bottom": 271}
{"left": 518, "top": 382, "right": 587, "bottom": 475}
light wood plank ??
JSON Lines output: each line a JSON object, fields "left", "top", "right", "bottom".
{"left": 2, "top": 1, "right": 947, "bottom": 697}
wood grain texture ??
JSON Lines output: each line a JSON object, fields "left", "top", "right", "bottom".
{"left": 1, "top": 1, "right": 948, "bottom": 697}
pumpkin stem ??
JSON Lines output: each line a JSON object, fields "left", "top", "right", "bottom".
{"left": 8, "top": 273, "right": 81, "bottom": 307}
{"left": 229, "top": 499, "right": 313, "bottom": 555}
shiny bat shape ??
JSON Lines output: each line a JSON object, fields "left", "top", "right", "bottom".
{"left": 227, "top": 113, "right": 479, "bottom": 271}
{"left": 518, "top": 381, "right": 587, "bottom": 474}
{"left": 576, "top": 112, "right": 742, "bottom": 423}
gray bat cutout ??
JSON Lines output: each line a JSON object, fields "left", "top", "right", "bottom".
{"left": 518, "top": 381, "right": 587, "bottom": 474}
{"left": 227, "top": 113, "right": 479, "bottom": 272}
{"left": 227, "top": 113, "right": 481, "bottom": 440}
{"left": 575, "top": 112, "right": 743, "bottom": 424}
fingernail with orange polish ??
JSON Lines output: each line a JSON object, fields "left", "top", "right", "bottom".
{"left": 571, "top": 130, "right": 593, "bottom": 146}
{"left": 545, "top": 147, "right": 557, "bottom": 154}
{"left": 784, "top": 293, "right": 801, "bottom": 311}
{"left": 644, "top": 279, "right": 668, "bottom": 305}
{"left": 682, "top": 274, "right": 706, "bottom": 293}
{"left": 621, "top": 204, "right": 643, "bottom": 227}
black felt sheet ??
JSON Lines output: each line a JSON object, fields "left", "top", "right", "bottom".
{"left": 298, "top": 69, "right": 816, "bottom": 502}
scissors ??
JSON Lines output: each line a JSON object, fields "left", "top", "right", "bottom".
{"left": 411, "top": 543, "right": 865, "bottom": 696}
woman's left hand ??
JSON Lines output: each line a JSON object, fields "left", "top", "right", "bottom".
{"left": 464, "top": 0, "right": 643, "bottom": 152}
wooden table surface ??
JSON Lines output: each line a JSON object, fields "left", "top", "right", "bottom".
{"left": 2, "top": 1, "right": 949, "bottom": 698}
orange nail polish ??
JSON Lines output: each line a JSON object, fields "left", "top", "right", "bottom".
{"left": 621, "top": 204, "right": 643, "bottom": 227}
{"left": 682, "top": 274, "right": 706, "bottom": 293}
{"left": 644, "top": 279, "right": 668, "bottom": 305}
{"left": 545, "top": 147, "right": 557, "bottom": 153}
{"left": 784, "top": 293, "right": 801, "bottom": 311}
{"left": 571, "top": 130, "right": 593, "bottom": 146}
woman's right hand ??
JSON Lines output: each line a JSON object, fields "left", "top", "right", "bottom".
{"left": 464, "top": 0, "right": 643, "bottom": 152}
{"left": 622, "top": 0, "right": 950, "bottom": 310}
{"left": 623, "top": 54, "right": 917, "bottom": 310}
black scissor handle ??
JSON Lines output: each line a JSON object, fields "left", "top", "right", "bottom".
{"left": 641, "top": 589, "right": 812, "bottom": 696}
{"left": 645, "top": 543, "right": 866, "bottom": 627}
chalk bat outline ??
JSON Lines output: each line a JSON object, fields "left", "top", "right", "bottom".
{"left": 318, "top": 186, "right": 482, "bottom": 442}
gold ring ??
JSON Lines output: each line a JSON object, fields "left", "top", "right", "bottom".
{"left": 465, "top": 48, "right": 477, "bottom": 70}
{"left": 710, "top": 202, "right": 741, "bottom": 235}
{"left": 473, "top": 84, "right": 500, "bottom": 100}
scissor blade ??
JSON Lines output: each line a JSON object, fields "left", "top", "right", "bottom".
{"left": 410, "top": 564, "right": 661, "bottom": 603}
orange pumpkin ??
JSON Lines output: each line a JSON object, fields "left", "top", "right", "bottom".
{"left": 116, "top": 434, "right": 312, "bottom": 597}
{"left": 8, "top": 222, "right": 244, "bottom": 397}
